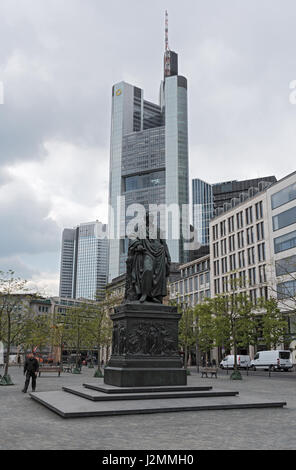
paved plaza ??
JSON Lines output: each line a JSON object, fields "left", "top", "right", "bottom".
{"left": 1, "top": 366, "right": 295, "bottom": 450}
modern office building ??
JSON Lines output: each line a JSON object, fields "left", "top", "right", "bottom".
{"left": 108, "top": 15, "right": 189, "bottom": 282}
{"left": 209, "top": 170, "right": 296, "bottom": 359}
{"left": 212, "top": 176, "right": 277, "bottom": 211}
{"left": 191, "top": 176, "right": 277, "bottom": 254}
{"left": 59, "top": 221, "right": 108, "bottom": 300}
{"left": 192, "top": 178, "right": 213, "bottom": 245}
{"left": 169, "top": 255, "right": 211, "bottom": 307}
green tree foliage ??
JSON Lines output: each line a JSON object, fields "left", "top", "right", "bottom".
{"left": 0, "top": 270, "right": 31, "bottom": 378}
{"left": 258, "top": 297, "right": 288, "bottom": 350}
{"left": 178, "top": 303, "right": 196, "bottom": 369}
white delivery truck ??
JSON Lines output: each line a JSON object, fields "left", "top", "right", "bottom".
{"left": 250, "top": 350, "right": 293, "bottom": 371}
{"left": 220, "top": 355, "right": 251, "bottom": 369}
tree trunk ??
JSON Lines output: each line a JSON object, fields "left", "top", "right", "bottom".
{"left": 4, "top": 313, "right": 11, "bottom": 376}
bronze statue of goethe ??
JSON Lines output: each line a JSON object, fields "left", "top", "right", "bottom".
{"left": 125, "top": 212, "right": 171, "bottom": 304}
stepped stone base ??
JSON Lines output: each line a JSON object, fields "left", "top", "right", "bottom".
{"left": 30, "top": 387, "right": 287, "bottom": 419}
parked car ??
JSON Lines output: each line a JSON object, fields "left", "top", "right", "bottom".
{"left": 250, "top": 350, "right": 293, "bottom": 371}
{"left": 220, "top": 355, "right": 251, "bottom": 369}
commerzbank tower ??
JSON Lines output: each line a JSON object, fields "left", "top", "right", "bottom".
{"left": 108, "top": 12, "right": 189, "bottom": 282}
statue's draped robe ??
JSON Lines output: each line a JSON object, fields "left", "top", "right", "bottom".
{"left": 128, "top": 236, "right": 170, "bottom": 299}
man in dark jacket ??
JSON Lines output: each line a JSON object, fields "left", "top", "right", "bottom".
{"left": 22, "top": 352, "right": 39, "bottom": 393}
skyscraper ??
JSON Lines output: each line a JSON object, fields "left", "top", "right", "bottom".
{"left": 59, "top": 221, "right": 108, "bottom": 300}
{"left": 192, "top": 178, "right": 214, "bottom": 246}
{"left": 212, "top": 176, "right": 277, "bottom": 210}
{"left": 108, "top": 12, "right": 189, "bottom": 282}
{"left": 191, "top": 176, "right": 277, "bottom": 250}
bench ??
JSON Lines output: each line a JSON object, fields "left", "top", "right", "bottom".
{"left": 38, "top": 366, "right": 62, "bottom": 377}
{"left": 200, "top": 367, "right": 218, "bottom": 378}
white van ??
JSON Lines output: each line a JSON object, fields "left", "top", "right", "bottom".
{"left": 220, "top": 355, "right": 251, "bottom": 369}
{"left": 250, "top": 350, "right": 292, "bottom": 371}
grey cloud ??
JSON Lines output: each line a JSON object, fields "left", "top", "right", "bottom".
{"left": 0, "top": 183, "right": 60, "bottom": 256}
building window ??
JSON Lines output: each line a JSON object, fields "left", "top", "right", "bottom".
{"left": 259, "top": 286, "right": 268, "bottom": 300}
{"left": 229, "top": 254, "right": 236, "bottom": 271}
{"left": 271, "top": 182, "right": 296, "bottom": 209}
{"left": 237, "top": 230, "right": 244, "bottom": 249}
{"left": 275, "top": 255, "right": 296, "bottom": 276}
{"left": 222, "top": 276, "right": 228, "bottom": 292}
{"left": 274, "top": 230, "right": 296, "bottom": 253}
{"left": 247, "top": 227, "right": 254, "bottom": 245}
{"left": 239, "top": 270, "right": 246, "bottom": 288}
{"left": 255, "top": 201, "right": 263, "bottom": 220}
{"left": 277, "top": 280, "right": 296, "bottom": 300}
{"left": 221, "top": 257, "right": 228, "bottom": 274}
{"left": 257, "top": 242, "right": 266, "bottom": 262}
{"left": 259, "top": 264, "right": 266, "bottom": 283}
{"left": 214, "top": 279, "right": 220, "bottom": 295}
{"left": 214, "top": 260, "right": 220, "bottom": 277}
{"left": 272, "top": 206, "right": 296, "bottom": 231}
{"left": 237, "top": 211, "right": 243, "bottom": 229}
{"left": 228, "top": 216, "right": 234, "bottom": 233}
{"left": 245, "top": 206, "right": 253, "bottom": 225}
{"left": 250, "top": 288, "right": 257, "bottom": 304}
{"left": 238, "top": 250, "right": 245, "bottom": 268}
{"left": 213, "top": 242, "right": 219, "bottom": 258}
{"left": 248, "top": 267, "right": 256, "bottom": 286}
{"left": 220, "top": 238, "right": 227, "bottom": 256}
{"left": 229, "top": 234, "right": 235, "bottom": 252}
{"left": 256, "top": 222, "right": 264, "bottom": 241}
{"left": 230, "top": 273, "right": 237, "bottom": 289}
{"left": 220, "top": 220, "right": 226, "bottom": 237}
{"left": 213, "top": 224, "right": 218, "bottom": 241}
{"left": 247, "top": 247, "right": 255, "bottom": 265}
{"left": 194, "top": 276, "right": 199, "bottom": 290}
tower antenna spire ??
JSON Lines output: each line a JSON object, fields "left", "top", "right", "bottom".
{"left": 165, "top": 10, "right": 169, "bottom": 51}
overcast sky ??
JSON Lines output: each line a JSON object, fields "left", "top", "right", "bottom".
{"left": 1, "top": 0, "right": 296, "bottom": 295}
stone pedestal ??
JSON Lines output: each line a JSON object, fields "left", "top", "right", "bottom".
{"left": 104, "top": 303, "right": 187, "bottom": 387}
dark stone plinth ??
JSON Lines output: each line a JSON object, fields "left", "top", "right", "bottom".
{"left": 104, "top": 367, "right": 187, "bottom": 387}
{"left": 104, "top": 302, "right": 187, "bottom": 387}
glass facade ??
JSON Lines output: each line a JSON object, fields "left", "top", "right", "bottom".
{"left": 59, "top": 228, "right": 76, "bottom": 298}
{"left": 277, "top": 280, "right": 296, "bottom": 300}
{"left": 124, "top": 170, "right": 165, "bottom": 192}
{"left": 272, "top": 206, "right": 296, "bottom": 231}
{"left": 274, "top": 230, "right": 296, "bottom": 253}
{"left": 192, "top": 178, "right": 213, "bottom": 245}
{"left": 212, "top": 176, "right": 276, "bottom": 210}
{"left": 275, "top": 255, "right": 296, "bottom": 276}
{"left": 271, "top": 182, "right": 296, "bottom": 209}
{"left": 59, "top": 222, "right": 108, "bottom": 301}
{"left": 108, "top": 50, "right": 189, "bottom": 281}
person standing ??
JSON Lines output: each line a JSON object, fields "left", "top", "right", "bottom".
{"left": 22, "top": 352, "right": 39, "bottom": 393}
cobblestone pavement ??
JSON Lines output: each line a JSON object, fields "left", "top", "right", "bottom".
{"left": 0, "top": 366, "right": 295, "bottom": 450}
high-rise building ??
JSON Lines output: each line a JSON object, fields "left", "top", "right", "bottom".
{"left": 59, "top": 228, "right": 76, "bottom": 298}
{"left": 59, "top": 221, "right": 108, "bottom": 300}
{"left": 192, "top": 178, "right": 213, "bottom": 245}
{"left": 191, "top": 176, "right": 277, "bottom": 251}
{"left": 212, "top": 176, "right": 277, "bottom": 211}
{"left": 108, "top": 13, "right": 189, "bottom": 282}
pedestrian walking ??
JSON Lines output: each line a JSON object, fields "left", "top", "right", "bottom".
{"left": 22, "top": 352, "right": 39, "bottom": 393}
